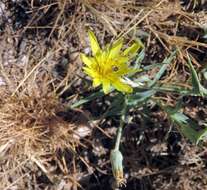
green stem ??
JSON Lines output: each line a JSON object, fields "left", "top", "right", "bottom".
{"left": 114, "top": 97, "right": 127, "bottom": 151}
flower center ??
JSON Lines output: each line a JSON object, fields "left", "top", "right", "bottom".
{"left": 96, "top": 64, "right": 119, "bottom": 76}
{"left": 112, "top": 65, "right": 119, "bottom": 72}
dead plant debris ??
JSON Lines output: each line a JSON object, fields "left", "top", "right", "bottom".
{"left": 0, "top": 0, "right": 207, "bottom": 190}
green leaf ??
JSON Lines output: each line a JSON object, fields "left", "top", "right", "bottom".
{"left": 134, "top": 49, "right": 145, "bottom": 69}
{"left": 70, "top": 90, "right": 104, "bottom": 108}
{"left": 152, "top": 85, "right": 191, "bottom": 95}
{"left": 170, "top": 112, "right": 199, "bottom": 144}
{"left": 103, "top": 93, "right": 125, "bottom": 117}
{"left": 164, "top": 105, "right": 207, "bottom": 144}
{"left": 143, "top": 62, "right": 168, "bottom": 71}
{"left": 127, "top": 49, "right": 145, "bottom": 78}
{"left": 126, "top": 89, "right": 156, "bottom": 107}
{"left": 187, "top": 53, "right": 207, "bottom": 96}
{"left": 103, "top": 89, "right": 156, "bottom": 117}
{"left": 148, "top": 51, "right": 176, "bottom": 87}
{"left": 196, "top": 126, "right": 207, "bottom": 144}
{"left": 202, "top": 68, "right": 207, "bottom": 80}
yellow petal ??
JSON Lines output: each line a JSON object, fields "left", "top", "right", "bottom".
{"left": 102, "top": 79, "right": 111, "bottom": 94}
{"left": 116, "top": 56, "right": 128, "bottom": 64}
{"left": 83, "top": 67, "right": 96, "bottom": 78}
{"left": 100, "top": 50, "right": 108, "bottom": 64}
{"left": 88, "top": 30, "right": 101, "bottom": 55}
{"left": 112, "top": 79, "right": 133, "bottom": 93}
{"left": 80, "top": 53, "right": 93, "bottom": 67}
{"left": 93, "top": 78, "right": 101, "bottom": 87}
{"left": 123, "top": 40, "right": 143, "bottom": 58}
{"left": 108, "top": 39, "right": 123, "bottom": 59}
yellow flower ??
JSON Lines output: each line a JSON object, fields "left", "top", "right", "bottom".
{"left": 81, "top": 30, "right": 143, "bottom": 94}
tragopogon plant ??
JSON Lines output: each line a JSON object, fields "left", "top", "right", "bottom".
{"left": 80, "top": 30, "right": 143, "bottom": 186}
{"left": 74, "top": 30, "right": 207, "bottom": 187}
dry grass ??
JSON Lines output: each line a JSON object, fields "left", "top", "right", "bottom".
{"left": 0, "top": 62, "right": 93, "bottom": 189}
{"left": 0, "top": 24, "right": 91, "bottom": 189}
{"left": 0, "top": 0, "right": 207, "bottom": 189}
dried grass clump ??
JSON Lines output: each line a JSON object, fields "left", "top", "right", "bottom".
{"left": 0, "top": 90, "right": 76, "bottom": 152}
{"left": 0, "top": 62, "right": 91, "bottom": 188}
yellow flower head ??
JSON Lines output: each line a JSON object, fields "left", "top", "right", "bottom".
{"left": 81, "top": 30, "right": 143, "bottom": 94}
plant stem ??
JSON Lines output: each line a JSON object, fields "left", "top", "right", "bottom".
{"left": 114, "top": 98, "right": 127, "bottom": 151}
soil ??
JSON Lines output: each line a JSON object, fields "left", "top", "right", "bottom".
{"left": 0, "top": 1, "right": 207, "bottom": 190}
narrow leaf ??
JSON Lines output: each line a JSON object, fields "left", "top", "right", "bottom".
{"left": 148, "top": 51, "right": 176, "bottom": 87}
{"left": 187, "top": 53, "right": 207, "bottom": 96}
{"left": 126, "top": 89, "right": 156, "bottom": 107}
{"left": 70, "top": 90, "right": 104, "bottom": 108}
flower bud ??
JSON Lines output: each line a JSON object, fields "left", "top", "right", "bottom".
{"left": 110, "top": 149, "right": 126, "bottom": 187}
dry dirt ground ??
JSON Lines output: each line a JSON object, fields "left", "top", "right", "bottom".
{"left": 0, "top": 0, "right": 207, "bottom": 190}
